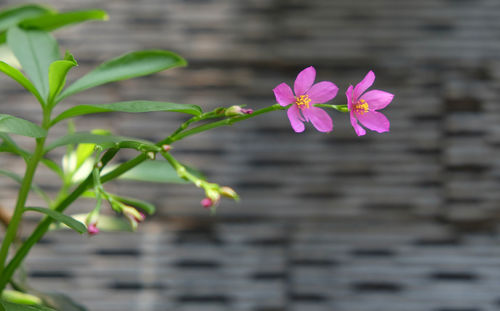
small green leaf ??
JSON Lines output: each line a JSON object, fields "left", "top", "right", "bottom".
{"left": 0, "top": 4, "right": 55, "bottom": 32}
{"left": 0, "top": 133, "right": 30, "bottom": 160}
{"left": 7, "top": 27, "right": 60, "bottom": 100}
{"left": 51, "top": 101, "right": 202, "bottom": 125}
{"left": 0, "top": 300, "right": 55, "bottom": 311}
{"left": 45, "top": 132, "right": 158, "bottom": 153}
{"left": 1, "top": 290, "right": 42, "bottom": 306}
{"left": 35, "top": 292, "right": 87, "bottom": 311}
{"left": 19, "top": 9, "right": 108, "bottom": 32}
{"left": 24, "top": 207, "right": 86, "bottom": 234}
{"left": 0, "top": 114, "right": 47, "bottom": 138}
{"left": 47, "top": 51, "right": 77, "bottom": 105}
{"left": 0, "top": 61, "right": 43, "bottom": 104}
{"left": 0, "top": 169, "right": 50, "bottom": 204}
{"left": 41, "top": 158, "right": 64, "bottom": 179}
{"left": 58, "top": 50, "right": 187, "bottom": 101}
{"left": 109, "top": 160, "right": 204, "bottom": 184}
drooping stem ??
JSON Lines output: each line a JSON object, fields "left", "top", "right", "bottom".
{"left": 0, "top": 104, "right": 285, "bottom": 290}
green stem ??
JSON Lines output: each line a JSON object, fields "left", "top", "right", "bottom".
{"left": 0, "top": 99, "right": 52, "bottom": 282}
{"left": 0, "top": 139, "right": 45, "bottom": 274}
{"left": 0, "top": 149, "right": 118, "bottom": 292}
{"left": 314, "top": 104, "right": 349, "bottom": 112}
{"left": 0, "top": 104, "right": 285, "bottom": 290}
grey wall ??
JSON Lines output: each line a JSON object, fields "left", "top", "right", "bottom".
{"left": 1, "top": 0, "right": 500, "bottom": 310}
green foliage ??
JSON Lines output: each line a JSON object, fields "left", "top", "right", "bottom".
{"left": 0, "top": 61, "right": 43, "bottom": 104}
{"left": 45, "top": 132, "right": 159, "bottom": 153}
{"left": 57, "top": 50, "right": 187, "bottom": 101}
{"left": 52, "top": 101, "right": 202, "bottom": 125}
{"left": 1, "top": 290, "right": 42, "bottom": 306}
{"left": 35, "top": 292, "right": 87, "bottom": 311}
{"left": 0, "top": 300, "right": 55, "bottom": 311}
{"left": 19, "top": 9, "right": 108, "bottom": 32}
{"left": 7, "top": 27, "right": 60, "bottom": 100}
{"left": 24, "top": 207, "right": 86, "bottom": 234}
{"left": 0, "top": 115, "right": 46, "bottom": 138}
{"left": 47, "top": 51, "right": 77, "bottom": 105}
{"left": 114, "top": 160, "right": 204, "bottom": 184}
{"left": 0, "top": 4, "right": 54, "bottom": 33}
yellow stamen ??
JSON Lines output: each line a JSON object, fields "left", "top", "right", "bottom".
{"left": 295, "top": 95, "right": 311, "bottom": 110}
{"left": 353, "top": 99, "right": 369, "bottom": 114}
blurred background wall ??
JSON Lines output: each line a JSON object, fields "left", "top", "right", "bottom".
{"left": 1, "top": 0, "right": 500, "bottom": 310}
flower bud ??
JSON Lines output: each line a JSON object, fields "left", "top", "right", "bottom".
{"left": 201, "top": 198, "right": 212, "bottom": 209}
{"left": 220, "top": 186, "right": 239, "bottom": 201}
{"left": 146, "top": 151, "right": 156, "bottom": 160}
{"left": 87, "top": 223, "right": 99, "bottom": 235}
{"left": 225, "top": 105, "right": 253, "bottom": 117}
{"left": 122, "top": 205, "right": 145, "bottom": 230}
{"left": 162, "top": 144, "right": 172, "bottom": 152}
{"left": 205, "top": 188, "right": 221, "bottom": 204}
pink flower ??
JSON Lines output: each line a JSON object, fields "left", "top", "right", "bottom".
{"left": 273, "top": 66, "right": 338, "bottom": 133}
{"left": 88, "top": 223, "right": 99, "bottom": 235}
{"left": 346, "top": 71, "right": 393, "bottom": 136}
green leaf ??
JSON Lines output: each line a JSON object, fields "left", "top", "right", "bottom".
{"left": 47, "top": 51, "right": 77, "bottom": 105}
{"left": 40, "top": 158, "right": 64, "bottom": 179}
{"left": 51, "top": 101, "right": 202, "bottom": 125}
{"left": 110, "top": 160, "right": 204, "bottom": 184}
{"left": 0, "top": 4, "right": 55, "bottom": 32}
{"left": 1, "top": 290, "right": 42, "bottom": 306}
{"left": 7, "top": 27, "right": 60, "bottom": 100}
{"left": 0, "top": 114, "right": 47, "bottom": 138}
{"left": 24, "top": 207, "right": 86, "bottom": 234}
{"left": 35, "top": 293, "right": 87, "bottom": 311}
{"left": 0, "top": 61, "right": 43, "bottom": 104}
{"left": 45, "top": 132, "right": 159, "bottom": 153}
{"left": 0, "top": 133, "right": 30, "bottom": 160}
{"left": 58, "top": 50, "right": 187, "bottom": 101}
{"left": 0, "top": 300, "right": 55, "bottom": 311}
{"left": 19, "top": 9, "right": 108, "bottom": 32}
{"left": 0, "top": 169, "right": 50, "bottom": 204}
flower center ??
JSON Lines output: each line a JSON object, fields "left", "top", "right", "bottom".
{"left": 353, "top": 99, "right": 369, "bottom": 114}
{"left": 295, "top": 95, "right": 311, "bottom": 110}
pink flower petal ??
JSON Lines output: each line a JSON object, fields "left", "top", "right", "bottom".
{"left": 294, "top": 66, "right": 316, "bottom": 95}
{"left": 302, "top": 107, "right": 333, "bottom": 133}
{"left": 356, "top": 110, "right": 390, "bottom": 133}
{"left": 345, "top": 85, "right": 354, "bottom": 110}
{"left": 350, "top": 113, "right": 366, "bottom": 136}
{"left": 287, "top": 104, "right": 305, "bottom": 133}
{"left": 273, "top": 83, "right": 295, "bottom": 107}
{"left": 354, "top": 71, "right": 375, "bottom": 99}
{"left": 306, "top": 81, "right": 338, "bottom": 104}
{"left": 360, "top": 90, "right": 394, "bottom": 110}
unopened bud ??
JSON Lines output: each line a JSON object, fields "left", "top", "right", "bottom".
{"left": 162, "top": 144, "right": 172, "bottom": 152}
{"left": 96, "top": 161, "right": 103, "bottom": 168}
{"left": 88, "top": 223, "right": 99, "bottom": 235}
{"left": 225, "top": 105, "right": 253, "bottom": 117}
{"left": 206, "top": 188, "right": 221, "bottom": 204}
{"left": 123, "top": 205, "right": 145, "bottom": 230}
{"left": 220, "top": 186, "right": 239, "bottom": 201}
{"left": 201, "top": 198, "right": 213, "bottom": 209}
{"left": 146, "top": 151, "right": 156, "bottom": 160}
